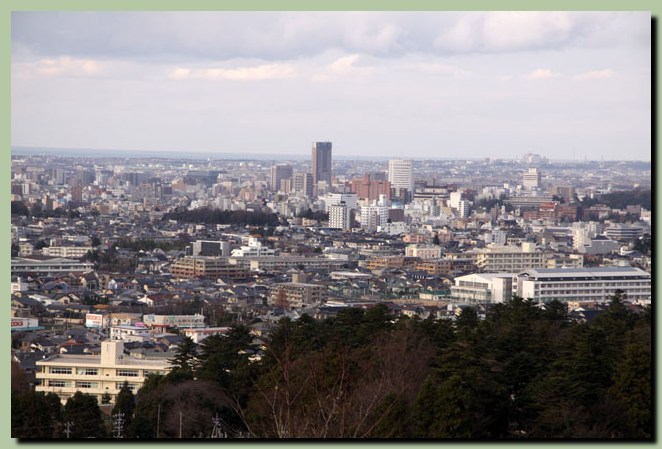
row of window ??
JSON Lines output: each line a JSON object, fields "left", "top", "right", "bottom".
{"left": 49, "top": 367, "right": 142, "bottom": 377}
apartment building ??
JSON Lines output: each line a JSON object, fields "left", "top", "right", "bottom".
{"left": 36, "top": 341, "right": 171, "bottom": 404}
{"left": 405, "top": 244, "right": 442, "bottom": 260}
{"left": 472, "top": 243, "right": 546, "bottom": 272}
{"left": 270, "top": 282, "right": 327, "bottom": 308}
{"left": 169, "top": 256, "right": 250, "bottom": 280}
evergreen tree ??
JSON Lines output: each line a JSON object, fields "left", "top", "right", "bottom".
{"left": 166, "top": 336, "right": 198, "bottom": 382}
{"left": 112, "top": 381, "right": 136, "bottom": 437}
{"left": 63, "top": 392, "right": 107, "bottom": 438}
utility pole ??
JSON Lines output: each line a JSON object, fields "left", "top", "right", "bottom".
{"left": 179, "top": 411, "right": 183, "bottom": 438}
{"left": 156, "top": 404, "right": 160, "bottom": 438}
{"left": 112, "top": 412, "right": 125, "bottom": 438}
{"left": 210, "top": 414, "right": 226, "bottom": 439}
{"left": 64, "top": 421, "right": 73, "bottom": 438}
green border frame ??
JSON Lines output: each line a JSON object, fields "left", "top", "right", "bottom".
{"left": 3, "top": 2, "right": 657, "bottom": 447}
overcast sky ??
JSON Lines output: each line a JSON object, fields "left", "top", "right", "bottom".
{"left": 11, "top": 11, "right": 651, "bottom": 160}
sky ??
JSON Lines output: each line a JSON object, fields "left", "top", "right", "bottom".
{"left": 11, "top": 11, "right": 652, "bottom": 160}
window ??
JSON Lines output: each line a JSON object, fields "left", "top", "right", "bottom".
{"left": 50, "top": 367, "right": 72, "bottom": 375}
{"left": 49, "top": 380, "right": 70, "bottom": 388}
{"left": 116, "top": 369, "right": 139, "bottom": 377}
{"left": 76, "top": 368, "right": 98, "bottom": 376}
{"left": 115, "top": 382, "right": 139, "bottom": 391}
{"left": 76, "top": 381, "right": 98, "bottom": 389}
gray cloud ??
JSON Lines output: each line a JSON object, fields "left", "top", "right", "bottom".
{"left": 12, "top": 11, "right": 650, "bottom": 62}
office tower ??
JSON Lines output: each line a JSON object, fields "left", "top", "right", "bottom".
{"left": 293, "top": 172, "right": 314, "bottom": 198}
{"left": 388, "top": 159, "right": 414, "bottom": 202}
{"left": 312, "top": 142, "right": 333, "bottom": 190}
{"left": 523, "top": 168, "right": 541, "bottom": 191}
{"left": 271, "top": 164, "right": 293, "bottom": 192}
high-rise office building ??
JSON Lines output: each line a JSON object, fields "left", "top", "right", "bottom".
{"left": 388, "top": 159, "right": 414, "bottom": 202}
{"left": 271, "top": 164, "right": 293, "bottom": 193}
{"left": 312, "top": 142, "right": 333, "bottom": 191}
{"left": 293, "top": 172, "right": 314, "bottom": 198}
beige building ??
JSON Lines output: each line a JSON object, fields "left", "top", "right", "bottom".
{"left": 170, "top": 256, "right": 249, "bottom": 280}
{"left": 270, "top": 282, "right": 326, "bottom": 308}
{"left": 405, "top": 244, "right": 442, "bottom": 260}
{"left": 472, "top": 243, "right": 546, "bottom": 272}
{"left": 36, "top": 341, "right": 171, "bottom": 404}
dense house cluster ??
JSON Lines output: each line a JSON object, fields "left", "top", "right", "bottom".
{"left": 11, "top": 149, "right": 651, "bottom": 407}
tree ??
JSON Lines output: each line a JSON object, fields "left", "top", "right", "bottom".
{"left": 113, "top": 382, "right": 136, "bottom": 436}
{"left": 63, "top": 392, "right": 107, "bottom": 438}
{"left": 11, "top": 391, "right": 62, "bottom": 438}
{"left": 166, "top": 337, "right": 198, "bottom": 382}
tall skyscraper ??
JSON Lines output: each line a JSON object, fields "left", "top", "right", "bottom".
{"left": 270, "top": 164, "right": 293, "bottom": 193}
{"left": 388, "top": 159, "right": 414, "bottom": 202}
{"left": 312, "top": 142, "right": 333, "bottom": 191}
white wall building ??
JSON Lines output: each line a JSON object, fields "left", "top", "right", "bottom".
{"left": 230, "top": 237, "right": 276, "bottom": 257}
{"left": 450, "top": 273, "right": 514, "bottom": 303}
{"left": 328, "top": 202, "right": 351, "bottom": 230}
{"left": 388, "top": 159, "right": 414, "bottom": 199}
{"left": 515, "top": 267, "right": 651, "bottom": 303}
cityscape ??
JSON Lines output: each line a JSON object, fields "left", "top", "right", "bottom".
{"left": 10, "top": 11, "right": 652, "bottom": 440}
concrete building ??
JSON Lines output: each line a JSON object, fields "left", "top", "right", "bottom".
{"left": 11, "top": 257, "right": 94, "bottom": 276}
{"left": 328, "top": 202, "right": 351, "bottom": 230}
{"left": 322, "top": 193, "right": 358, "bottom": 212}
{"left": 191, "top": 240, "right": 231, "bottom": 257}
{"left": 405, "top": 244, "right": 442, "bottom": 259}
{"left": 522, "top": 168, "right": 541, "bottom": 191}
{"left": 351, "top": 174, "right": 391, "bottom": 201}
{"left": 312, "top": 142, "right": 333, "bottom": 192}
{"left": 293, "top": 172, "right": 314, "bottom": 198}
{"left": 271, "top": 164, "right": 293, "bottom": 193}
{"left": 36, "top": 340, "right": 171, "bottom": 404}
{"left": 472, "top": 243, "right": 546, "bottom": 272}
{"left": 41, "top": 246, "right": 93, "bottom": 258}
{"left": 388, "top": 159, "right": 414, "bottom": 202}
{"left": 142, "top": 313, "right": 206, "bottom": 330}
{"left": 231, "top": 237, "right": 277, "bottom": 257}
{"left": 169, "top": 257, "right": 250, "bottom": 280}
{"left": 514, "top": 267, "right": 651, "bottom": 303}
{"left": 270, "top": 282, "right": 326, "bottom": 308}
{"left": 450, "top": 273, "right": 514, "bottom": 303}
{"left": 604, "top": 223, "right": 646, "bottom": 241}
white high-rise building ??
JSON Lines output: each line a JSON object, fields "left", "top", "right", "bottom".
{"left": 449, "top": 191, "right": 462, "bottom": 210}
{"left": 328, "top": 202, "right": 351, "bottom": 230}
{"left": 388, "top": 159, "right": 414, "bottom": 201}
